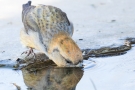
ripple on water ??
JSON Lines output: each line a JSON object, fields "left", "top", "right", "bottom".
{"left": 83, "top": 59, "right": 107, "bottom": 72}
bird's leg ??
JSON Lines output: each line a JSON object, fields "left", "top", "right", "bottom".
{"left": 26, "top": 48, "right": 36, "bottom": 58}
{"left": 21, "top": 47, "right": 36, "bottom": 59}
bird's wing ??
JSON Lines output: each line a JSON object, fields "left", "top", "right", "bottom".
{"left": 30, "top": 5, "right": 73, "bottom": 35}
{"left": 22, "top": 3, "right": 73, "bottom": 49}
{"left": 22, "top": 3, "right": 73, "bottom": 33}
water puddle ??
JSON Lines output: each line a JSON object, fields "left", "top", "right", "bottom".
{"left": 0, "top": 53, "right": 97, "bottom": 90}
{"left": 21, "top": 61, "right": 83, "bottom": 90}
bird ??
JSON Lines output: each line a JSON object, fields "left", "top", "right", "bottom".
{"left": 20, "top": 1, "right": 83, "bottom": 66}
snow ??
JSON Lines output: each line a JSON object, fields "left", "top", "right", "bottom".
{"left": 0, "top": 0, "right": 135, "bottom": 90}
{"left": 77, "top": 47, "right": 135, "bottom": 90}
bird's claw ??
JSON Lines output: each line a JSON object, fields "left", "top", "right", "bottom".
{"left": 21, "top": 48, "right": 36, "bottom": 60}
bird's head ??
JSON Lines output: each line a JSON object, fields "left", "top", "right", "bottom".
{"left": 48, "top": 32, "right": 83, "bottom": 66}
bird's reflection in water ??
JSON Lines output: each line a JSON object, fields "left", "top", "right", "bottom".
{"left": 21, "top": 61, "right": 83, "bottom": 90}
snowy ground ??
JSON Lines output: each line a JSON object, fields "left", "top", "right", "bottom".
{"left": 0, "top": 0, "right": 135, "bottom": 90}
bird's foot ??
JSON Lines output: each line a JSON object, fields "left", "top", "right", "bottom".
{"left": 21, "top": 48, "right": 36, "bottom": 60}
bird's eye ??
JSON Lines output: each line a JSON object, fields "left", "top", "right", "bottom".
{"left": 66, "top": 59, "right": 72, "bottom": 64}
{"left": 53, "top": 49, "right": 59, "bottom": 52}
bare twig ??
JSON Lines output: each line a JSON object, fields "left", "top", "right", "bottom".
{"left": 12, "top": 83, "right": 21, "bottom": 90}
{"left": 90, "top": 78, "right": 97, "bottom": 90}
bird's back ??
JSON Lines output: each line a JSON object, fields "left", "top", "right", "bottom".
{"left": 22, "top": 4, "right": 74, "bottom": 47}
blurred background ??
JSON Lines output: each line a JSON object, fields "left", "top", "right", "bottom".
{"left": 1, "top": 0, "right": 135, "bottom": 60}
{"left": 0, "top": 0, "right": 135, "bottom": 90}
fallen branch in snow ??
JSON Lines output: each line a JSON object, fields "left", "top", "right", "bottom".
{"left": 82, "top": 45, "right": 131, "bottom": 59}
{"left": 0, "top": 38, "right": 134, "bottom": 69}
{"left": 0, "top": 53, "right": 82, "bottom": 70}
{"left": 82, "top": 38, "right": 135, "bottom": 59}
{"left": 0, "top": 59, "right": 19, "bottom": 68}
{"left": 125, "top": 37, "right": 135, "bottom": 44}
{"left": 0, "top": 64, "right": 6, "bottom": 67}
